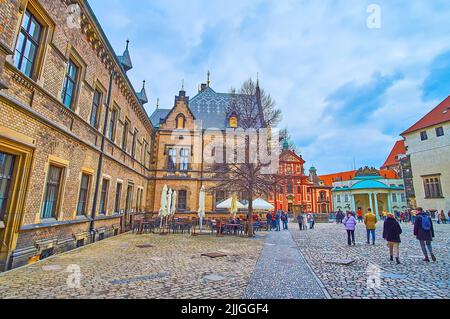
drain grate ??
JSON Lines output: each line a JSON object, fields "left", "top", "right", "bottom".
{"left": 202, "top": 252, "right": 227, "bottom": 258}
{"left": 136, "top": 244, "right": 155, "bottom": 249}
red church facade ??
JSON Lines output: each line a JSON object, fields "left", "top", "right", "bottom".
{"left": 269, "top": 147, "right": 333, "bottom": 214}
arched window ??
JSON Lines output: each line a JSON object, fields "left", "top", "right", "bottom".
{"left": 176, "top": 114, "right": 186, "bottom": 129}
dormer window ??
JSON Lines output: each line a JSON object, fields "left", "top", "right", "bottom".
{"left": 176, "top": 114, "right": 186, "bottom": 129}
{"left": 228, "top": 113, "right": 238, "bottom": 128}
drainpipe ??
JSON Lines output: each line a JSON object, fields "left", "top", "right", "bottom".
{"left": 90, "top": 70, "right": 116, "bottom": 243}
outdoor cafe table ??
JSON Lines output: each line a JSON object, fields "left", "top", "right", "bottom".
{"left": 224, "top": 224, "right": 242, "bottom": 236}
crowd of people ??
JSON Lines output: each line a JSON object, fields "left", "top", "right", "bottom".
{"left": 339, "top": 207, "right": 439, "bottom": 264}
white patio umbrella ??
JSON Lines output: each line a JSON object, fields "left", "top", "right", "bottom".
{"left": 159, "top": 185, "right": 168, "bottom": 228}
{"left": 230, "top": 193, "right": 239, "bottom": 220}
{"left": 216, "top": 198, "right": 246, "bottom": 210}
{"left": 252, "top": 198, "right": 275, "bottom": 211}
{"left": 166, "top": 189, "right": 173, "bottom": 226}
{"left": 198, "top": 186, "right": 206, "bottom": 231}
{"left": 170, "top": 191, "right": 177, "bottom": 216}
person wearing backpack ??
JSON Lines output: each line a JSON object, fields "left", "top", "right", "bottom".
{"left": 383, "top": 212, "right": 403, "bottom": 264}
{"left": 414, "top": 207, "right": 436, "bottom": 262}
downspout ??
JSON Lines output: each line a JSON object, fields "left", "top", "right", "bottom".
{"left": 90, "top": 70, "right": 116, "bottom": 243}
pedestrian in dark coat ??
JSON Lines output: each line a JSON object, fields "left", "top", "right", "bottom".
{"left": 383, "top": 213, "right": 402, "bottom": 264}
{"left": 414, "top": 208, "right": 436, "bottom": 262}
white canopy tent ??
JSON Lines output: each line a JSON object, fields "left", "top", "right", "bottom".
{"left": 216, "top": 198, "right": 247, "bottom": 210}
{"left": 250, "top": 198, "right": 275, "bottom": 211}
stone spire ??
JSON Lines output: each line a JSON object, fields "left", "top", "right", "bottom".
{"left": 118, "top": 40, "right": 133, "bottom": 73}
{"left": 136, "top": 80, "right": 148, "bottom": 105}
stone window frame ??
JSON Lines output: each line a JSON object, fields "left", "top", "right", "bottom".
{"left": 131, "top": 128, "right": 138, "bottom": 159}
{"left": 60, "top": 47, "right": 86, "bottom": 113}
{"left": 122, "top": 117, "right": 131, "bottom": 152}
{"left": 98, "top": 175, "right": 111, "bottom": 216}
{"left": 38, "top": 156, "right": 69, "bottom": 223}
{"left": 175, "top": 113, "right": 186, "bottom": 129}
{"left": 422, "top": 174, "right": 443, "bottom": 199}
{"left": 11, "top": 0, "right": 55, "bottom": 82}
{"left": 74, "top": 168, "right": 94, "bottom": 218}
{"left": 108, "top": 104, "right": 120, "bottom": 143}
{"left": 89, "top": 83, "right": 105, "bottom": 130}
{"left": 420, "top": 131, "right": 428, "bottom": 141}
{"left": 435, "top": 126, "right": 444, "bottom": 137}
{"left": 113, "top": 179, "right": 123, "bottom": 215}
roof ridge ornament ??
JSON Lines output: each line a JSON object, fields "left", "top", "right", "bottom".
{"left": 207, "top": 70, "right": 211, "bottom": 87}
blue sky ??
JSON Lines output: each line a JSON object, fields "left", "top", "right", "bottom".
{"left": 89, "top": 0, "right": 450, "bottom": 174}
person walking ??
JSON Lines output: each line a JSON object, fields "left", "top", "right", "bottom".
{"left": 364, "top": 208, "right": 377, "bottom": 245}
{"left": 275, "top": 210, "right": 281, "bottom": 232}
{"left": 383, "top": 212, "right": 403, "bottom": 264}
{"left": 343, "top": 212, "right": 357, "bottom": 246}
{"left": 266, "top": 212, "right": 272, "bottom": 231}
{"left": 297, "top": 213, "right": 304, "bottom": 231}
{"left": 303, "top": 213, "right": 309, "bottom": 231}
{"left": 440, "top": 210, "right": 446, "bottom": 224}
{"left": 308, "top": 214, "right": 315, "bottom": 229}
{"left": 281, "top": 211, "right": 289, "bottom": 230}
{"left": 271, "top": 211, "right": 277, "bottom": 231}
{"left": 357, "top": 208, "right": 364, "bottom": 223}
{"left": 414, "top": 208, "right": 436, "bottom": 262}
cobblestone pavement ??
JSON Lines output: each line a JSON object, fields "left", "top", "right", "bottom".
{"left": 244, "top": 229, "right": 327, "bottom": 299}
{"left": 290, "top": 222, "right": 450, "bottom": 299}
{"left": 0, "top": 233, "right": 264, "bottom": 299}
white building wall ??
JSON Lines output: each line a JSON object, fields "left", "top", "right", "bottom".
{"left": 404, "top": 122, "right": 450, "bottom": 212}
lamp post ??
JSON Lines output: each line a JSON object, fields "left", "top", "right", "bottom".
{"left": 398, "top": 154, "right": 410, "bottom": 210}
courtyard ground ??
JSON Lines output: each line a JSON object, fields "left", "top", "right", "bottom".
{"left": 0, "top": 222, "right": 448, "bottom": 299}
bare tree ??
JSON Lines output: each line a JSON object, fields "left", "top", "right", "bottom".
{"left": 209, "top": 78, "right": 282, "bottom": 237}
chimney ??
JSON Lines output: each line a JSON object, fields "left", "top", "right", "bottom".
{"left": 200, "top": 83, "right": 207, "bottom": 92}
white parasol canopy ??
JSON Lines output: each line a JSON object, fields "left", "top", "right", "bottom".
{"left": 216, "top": 197, "right": 246, "bottom": 210}
{"left": 251, "top": 198, "right": 275, "bottom": 211}
{"left": 166, "top": 189, "right": 173, "bottom": 218}
{"left": 198, "top": 186, "right": 206, "bottom": 231}
{"left": 170, "top": 191, "right": 177, "bottom": 216}
{"left": 159, "top": 185, "right": 168, "bottom": 217}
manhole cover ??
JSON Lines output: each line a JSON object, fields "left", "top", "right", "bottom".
{"left": 42, "top": 265, "right": 62, "bottom": 271}
{"left": 325, "top": 259, "right": 355, "bottom": 266}
{"left": 136, "top": 244, "right": 155, "bottom": 248}
{"left": 380, "top": 272, "right": 408, "bottom": 280}
{"left": 110, "top": 272, "right": 169, "bottom": 285}
{"left": 204, "top": 274, "right": 225, "bottom": 282}
{"left": 202, "top": 253, "right": 227, "bottom": 258}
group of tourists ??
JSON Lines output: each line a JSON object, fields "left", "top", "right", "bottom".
{"left": 342, "top": 207, "right": 438, "bottom": 264}
{"left": 296, "top": 213, "right": 315, "bottom": 230}
{"left": 265, "top": 210, "right": 290, "bottom": 231}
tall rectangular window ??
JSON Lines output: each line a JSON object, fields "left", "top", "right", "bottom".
{"left": 180, "top": 148, "right": 189, "bottom": 171}
{"left": 14, "top": 10, "right": 42, "bottom": 77}
{"left": 108, "top": 108, "right": 117, "bottom": 141}
{"left": 125, "top": 185, "right": 133, "bottom": 213}
{"left": 61, "top": 59, "right": 79, "bottom": 108}
{"left": 114, "top": 183, "right": 122, "bottom": 214}
{"left": 122, "top": 120, "right": 129, "bottom": 151}
{"left": 142, "top": 140, "right": 148, "bottom": 166}
{"left": 178, "top": 190, "right": 187, "bottom": 210}
{"left": 76, "top": 174, "right": 90, "bottom": 216}
{"left": 0, "top": 152, "right": 16, "bottom": 222}
{"left": 131, "top": 129, "right": 138, "bottom": 159}
{"left": 436, "top": 127, "right": 444, "bottom": 137}
{"left": 41, "top": 165, "right": 63, "bottom": 219}
{"left": 90, "top": 89, "right": 102, "bottom": 128}
{"left": 392, "top": 193, "right": 397, "bottom": 203}
{"left": 135, "top": 188, "right": 142, "bottom": 212}
{"left": 423, "top": 176, "right": 443, "bottom": 199}
{"left": 215, "top": 190, "right": 226, "bottom": 210}
{"left": 99, "top": 179, "right": 109, "bottom": 215}
{"left": 168, "top": 148, "right": 177, "bottom": 171}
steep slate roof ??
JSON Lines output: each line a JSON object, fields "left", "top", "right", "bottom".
{"left": 402, "top": 95, "right": 450, "bottom": 135}
{"left": 381, "top": 140, "right": 406, "bottom": 169}
{"left": 150, "top": 109, "right": 171, "bottom": 128}
{"left": 149, "top": 86, "right": 233, "bottom": 130}
{"left": 189, "top": 87, "right": 232, "bottom": 129}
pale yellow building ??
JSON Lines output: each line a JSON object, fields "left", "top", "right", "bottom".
{"left": 401, "top": 96, "right": 450, "bottom": 213}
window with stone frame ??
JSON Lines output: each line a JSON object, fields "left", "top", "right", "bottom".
{"left": 178, "top": 190, "right": 187, "bottom": 210}
{"left": 167, "top": 148, "right": 177, "bottom": 171}
{"left": 99, "top": 178, "right": 109, "bottom": 215}
{"left": 90, "top": 89, "right": 102, "bottom": 128}
{"left": 114, "top": 182, "right": 122, "bottom": 214}
{"left": 0, "top": 152, "right": 16, "bottom": 223}
{"left": 108, "top": 107, "right": 118, "bottom": 141}
{"left": 131, "top": 129, "right": 138, "bottom": 159}
{"left": 436, "top": 127, "right": 444, "bottom": 137}
{"left": 176, "top": 114, "right": 186, "bottom": 129}
{"left": 61, "top": 59, "right": 79, "bottom": 109}
{"left": 41, "top": 165, "right": 64, "bottom": 219}
{"left": 122, "top": 119, "right": 130, "bottom": 151}
{"left": 215, "top": 190, "right": 226, "bottom": 210}
{"left": 76, "top": 173, "right": 91, "bottom": 216}
{"left": 179, "top": 148, "right": 189, "bottom": 171}
{"left": 423, "top": 176, "right": 443, "bottom": 199}
{"left": 14, "top": 10, "right": 42, "bottom": 78}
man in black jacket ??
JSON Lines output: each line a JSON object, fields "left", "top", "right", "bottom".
{"left": 414, "top": 208, "right": 436, "bottom": 262}
{"left": 383, "top": 213, "right": 402, "bottom": 264}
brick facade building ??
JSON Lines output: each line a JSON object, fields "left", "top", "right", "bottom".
{"left": 0, "top": 0, "right": 153, "bottom": 270}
